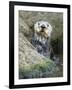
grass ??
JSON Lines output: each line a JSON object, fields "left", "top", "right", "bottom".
{"left": 19, "top": 11, "right": 63, "bottom": 79}
{"left": 19, "top": 58, "right": 62, "bottom": 79}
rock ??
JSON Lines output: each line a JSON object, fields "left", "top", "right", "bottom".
{"left": 19, "top": 11, "right": 63, "bottom": 79}
{"left": 19, "top": 11, "right": 63, "bottom": 57}
{"left": 19, "top": 33, "right": 60, "bottom": 79}
{"left": 19, "top": 17, "right": 30, "bottom": 36}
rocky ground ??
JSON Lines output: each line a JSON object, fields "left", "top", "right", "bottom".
{"left": 19, "top": 10, "right": 63, "bottom": 79}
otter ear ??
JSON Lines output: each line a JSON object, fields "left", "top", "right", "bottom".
{"left": 38, "top": 22, "right": 40, "bottom": 26}
{"left": 47, "top": 24, "right": 49, "bottom": 27}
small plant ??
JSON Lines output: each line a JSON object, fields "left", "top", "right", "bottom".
{"left": 19, "top": 58, "right": 60, "bottom": 79}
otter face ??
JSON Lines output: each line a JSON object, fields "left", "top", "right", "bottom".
{"left": 34, "top": 21, "right": 52, "bottom": 38}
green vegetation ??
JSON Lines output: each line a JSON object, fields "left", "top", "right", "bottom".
{"left": 19, "top": 58, "right": 62, "bottom": 79}
{"left": 19, "top": 11, "right": 63, "bottom": 79}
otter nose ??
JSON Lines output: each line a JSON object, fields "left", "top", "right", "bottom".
{"left": 41, "top": 24, "right": 45, "bottom": 28}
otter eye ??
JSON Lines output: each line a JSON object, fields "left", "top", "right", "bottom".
{"left": 47, "top": 24, "right": 49, "bottom": 27}
{"left": 38, "top": 23, "right": 40, "bottom": 25}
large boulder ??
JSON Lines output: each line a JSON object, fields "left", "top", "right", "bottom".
{"left": 19, "top": 33, "right": 60, "bottom": 79}
{"left": 19, "top": 11, "right": 63, "bottom": 58}
{"left": 19, "top": 11, "right": 63, "bottom": 79}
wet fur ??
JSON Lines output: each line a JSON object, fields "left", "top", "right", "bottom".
{"left": 31, "top": 21, "right": 54, "bottom": 58}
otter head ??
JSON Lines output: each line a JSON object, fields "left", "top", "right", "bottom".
{"left": 34, "top": 21, "right": 52, "bottom": 39}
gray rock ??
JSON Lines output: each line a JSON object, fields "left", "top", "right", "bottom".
{"left": 19, "top": 11, "right": 63, "bottom": 79}
{"left": 19, "top": 33, "right": 60, "bottom": 79}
